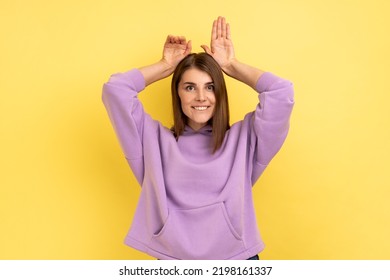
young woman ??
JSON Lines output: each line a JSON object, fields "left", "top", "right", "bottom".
{"left": 102, "top": 17, "right": 294, "bottom": 260}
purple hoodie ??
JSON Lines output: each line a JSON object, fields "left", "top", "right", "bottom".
{"left": 102, "top": 69, "right": 294, "bottom": 259}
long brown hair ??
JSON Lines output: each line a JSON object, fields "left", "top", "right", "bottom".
{"left": 171, "top": 53, "right": 230, "bottom": 153}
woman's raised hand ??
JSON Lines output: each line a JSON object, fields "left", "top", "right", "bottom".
{"left": 140, "top": 35, "right": 191, "bottom": 86}
{"left": 201, "top": 17, "right": 236, "bottom": 73}
{"left": 162, "top": 35, "right": 192, "bottom": 70}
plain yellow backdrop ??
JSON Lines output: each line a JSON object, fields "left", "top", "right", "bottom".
{"left": 1, "top": 0, "right": 389, "bottom": 259}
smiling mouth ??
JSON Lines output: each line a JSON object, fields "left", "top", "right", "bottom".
{"left": 192, "top": 106, "right": 209, "bottom": 111}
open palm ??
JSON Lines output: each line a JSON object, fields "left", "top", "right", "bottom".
{"left": 201, "top": 17, "right": 235, "bottom": 71}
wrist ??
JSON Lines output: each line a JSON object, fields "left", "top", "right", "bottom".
{"left": 221, "top": 58, "right": 239, "bottom": 77}
{"left": 220, "top": 59, "right": 265, "bottom": 89}
{"left": 139, "top": 60, "right": 176, "bottom": 87}
{"left": 158, "top": 59, "right": 176, "bottom": 78}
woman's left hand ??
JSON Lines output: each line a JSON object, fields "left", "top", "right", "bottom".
{"left": 201, "top": 16, "right": 236, "bottom": 73}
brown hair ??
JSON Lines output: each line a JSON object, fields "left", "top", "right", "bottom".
{"left": 171, "top": 53, "right": 230, "bottom": 153}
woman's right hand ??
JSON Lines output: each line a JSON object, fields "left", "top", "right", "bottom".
{"left": 161, "top": 35, "right": 192, "bottom": 71}
{"left": 140, "top": 35, "right": 191, "bottom": 86}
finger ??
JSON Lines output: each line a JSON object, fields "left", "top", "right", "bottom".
{"left": 201, "top": 45, "right": 212, "bottom": 55}
{"left": 170, "top": 35, "right": 178, "bottom": 44}
{"left": 211, "top": 19, "right": 217, "bottom": 40}
{"left": 217, "top": 16, "right": 222, "bottom": 38}
{"left": 221, "top": 17, "right": 227, "bottom": 38}
{"left": 169, "top": 35, "right": 176, "bottom": 44}
{"left": 166, "top": 35, "right": 173, "bottom": 44}
{"left": 179, "top": 36, "right": 186, "bottom": 45}
{"left": 185, "top": 40, "right": 192, "bottom": 55}
{"left": 226, "top": 23, "right": 231, "bottom": 40}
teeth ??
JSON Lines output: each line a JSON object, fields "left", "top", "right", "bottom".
{"left": 193, "top": 106, "right": 208, "bottom": 111}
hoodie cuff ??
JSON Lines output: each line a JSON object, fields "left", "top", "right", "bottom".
{"left": 120, "top": 69, "right": 146, "bottom": 92}
{"left": 255, "top": 72, "right": 282, "bottom": 93}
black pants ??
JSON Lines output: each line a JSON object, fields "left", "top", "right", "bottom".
{"left": 247, "top": 254, "right": 259, "bottom": 260}
{"left": 158, "top": 254, "right": 259, "bottom": 260}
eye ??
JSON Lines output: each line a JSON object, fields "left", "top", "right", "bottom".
{"left": 206, "top": 84, "right": 215, "bottom": 91}
{"left": 185, "top": 85, "right": 195, "bottom": 91}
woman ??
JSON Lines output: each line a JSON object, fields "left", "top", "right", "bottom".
{"left": 102, "top": 17, "right": 294, "bottom": 260}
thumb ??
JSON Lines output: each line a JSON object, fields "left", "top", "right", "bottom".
{"left": 201, "top": 45, "right": 212, "bottom": 55}
{"left": 185, "top": 40, "right": 192, "bottom": 55}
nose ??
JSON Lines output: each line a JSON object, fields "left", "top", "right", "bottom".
{"left": 195, "top": 89, "right": 207, "bottom": 102}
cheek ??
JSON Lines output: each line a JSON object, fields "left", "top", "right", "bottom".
{"left": 209, "top": 91, "right": 216, "bottom": 102}
{"left": 179, "top": 93, "right": 193, "bottom": 107}
{"left": 179, "top": 97, "right": 191, "bottom": 116}
{"left": 210, "top": 95, "right": 217, "bottom": 106}
{"left": 179, "top": 96, "right": 189, "bottom": 109}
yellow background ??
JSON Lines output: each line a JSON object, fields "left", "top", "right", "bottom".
{"left": 1, "top": 0, "right": 389, "bottom": 259}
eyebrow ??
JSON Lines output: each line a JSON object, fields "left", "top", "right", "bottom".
{"left": 182, "top": 82, "right": 214, "bottom": 85}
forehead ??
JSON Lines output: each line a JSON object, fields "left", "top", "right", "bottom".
{"left": 180, "top": 68, "right": 213, "bottom": 83}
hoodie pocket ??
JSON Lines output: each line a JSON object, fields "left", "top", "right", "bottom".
{"left": 149, "top": 202, "right": 245, "bottom": 259}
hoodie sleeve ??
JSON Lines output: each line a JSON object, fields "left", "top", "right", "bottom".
{"left": 250, "top": 72, "right": 295, "bottom": 184}
{"left": 102, "top": 69, "right": 147, "bottom": 184}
